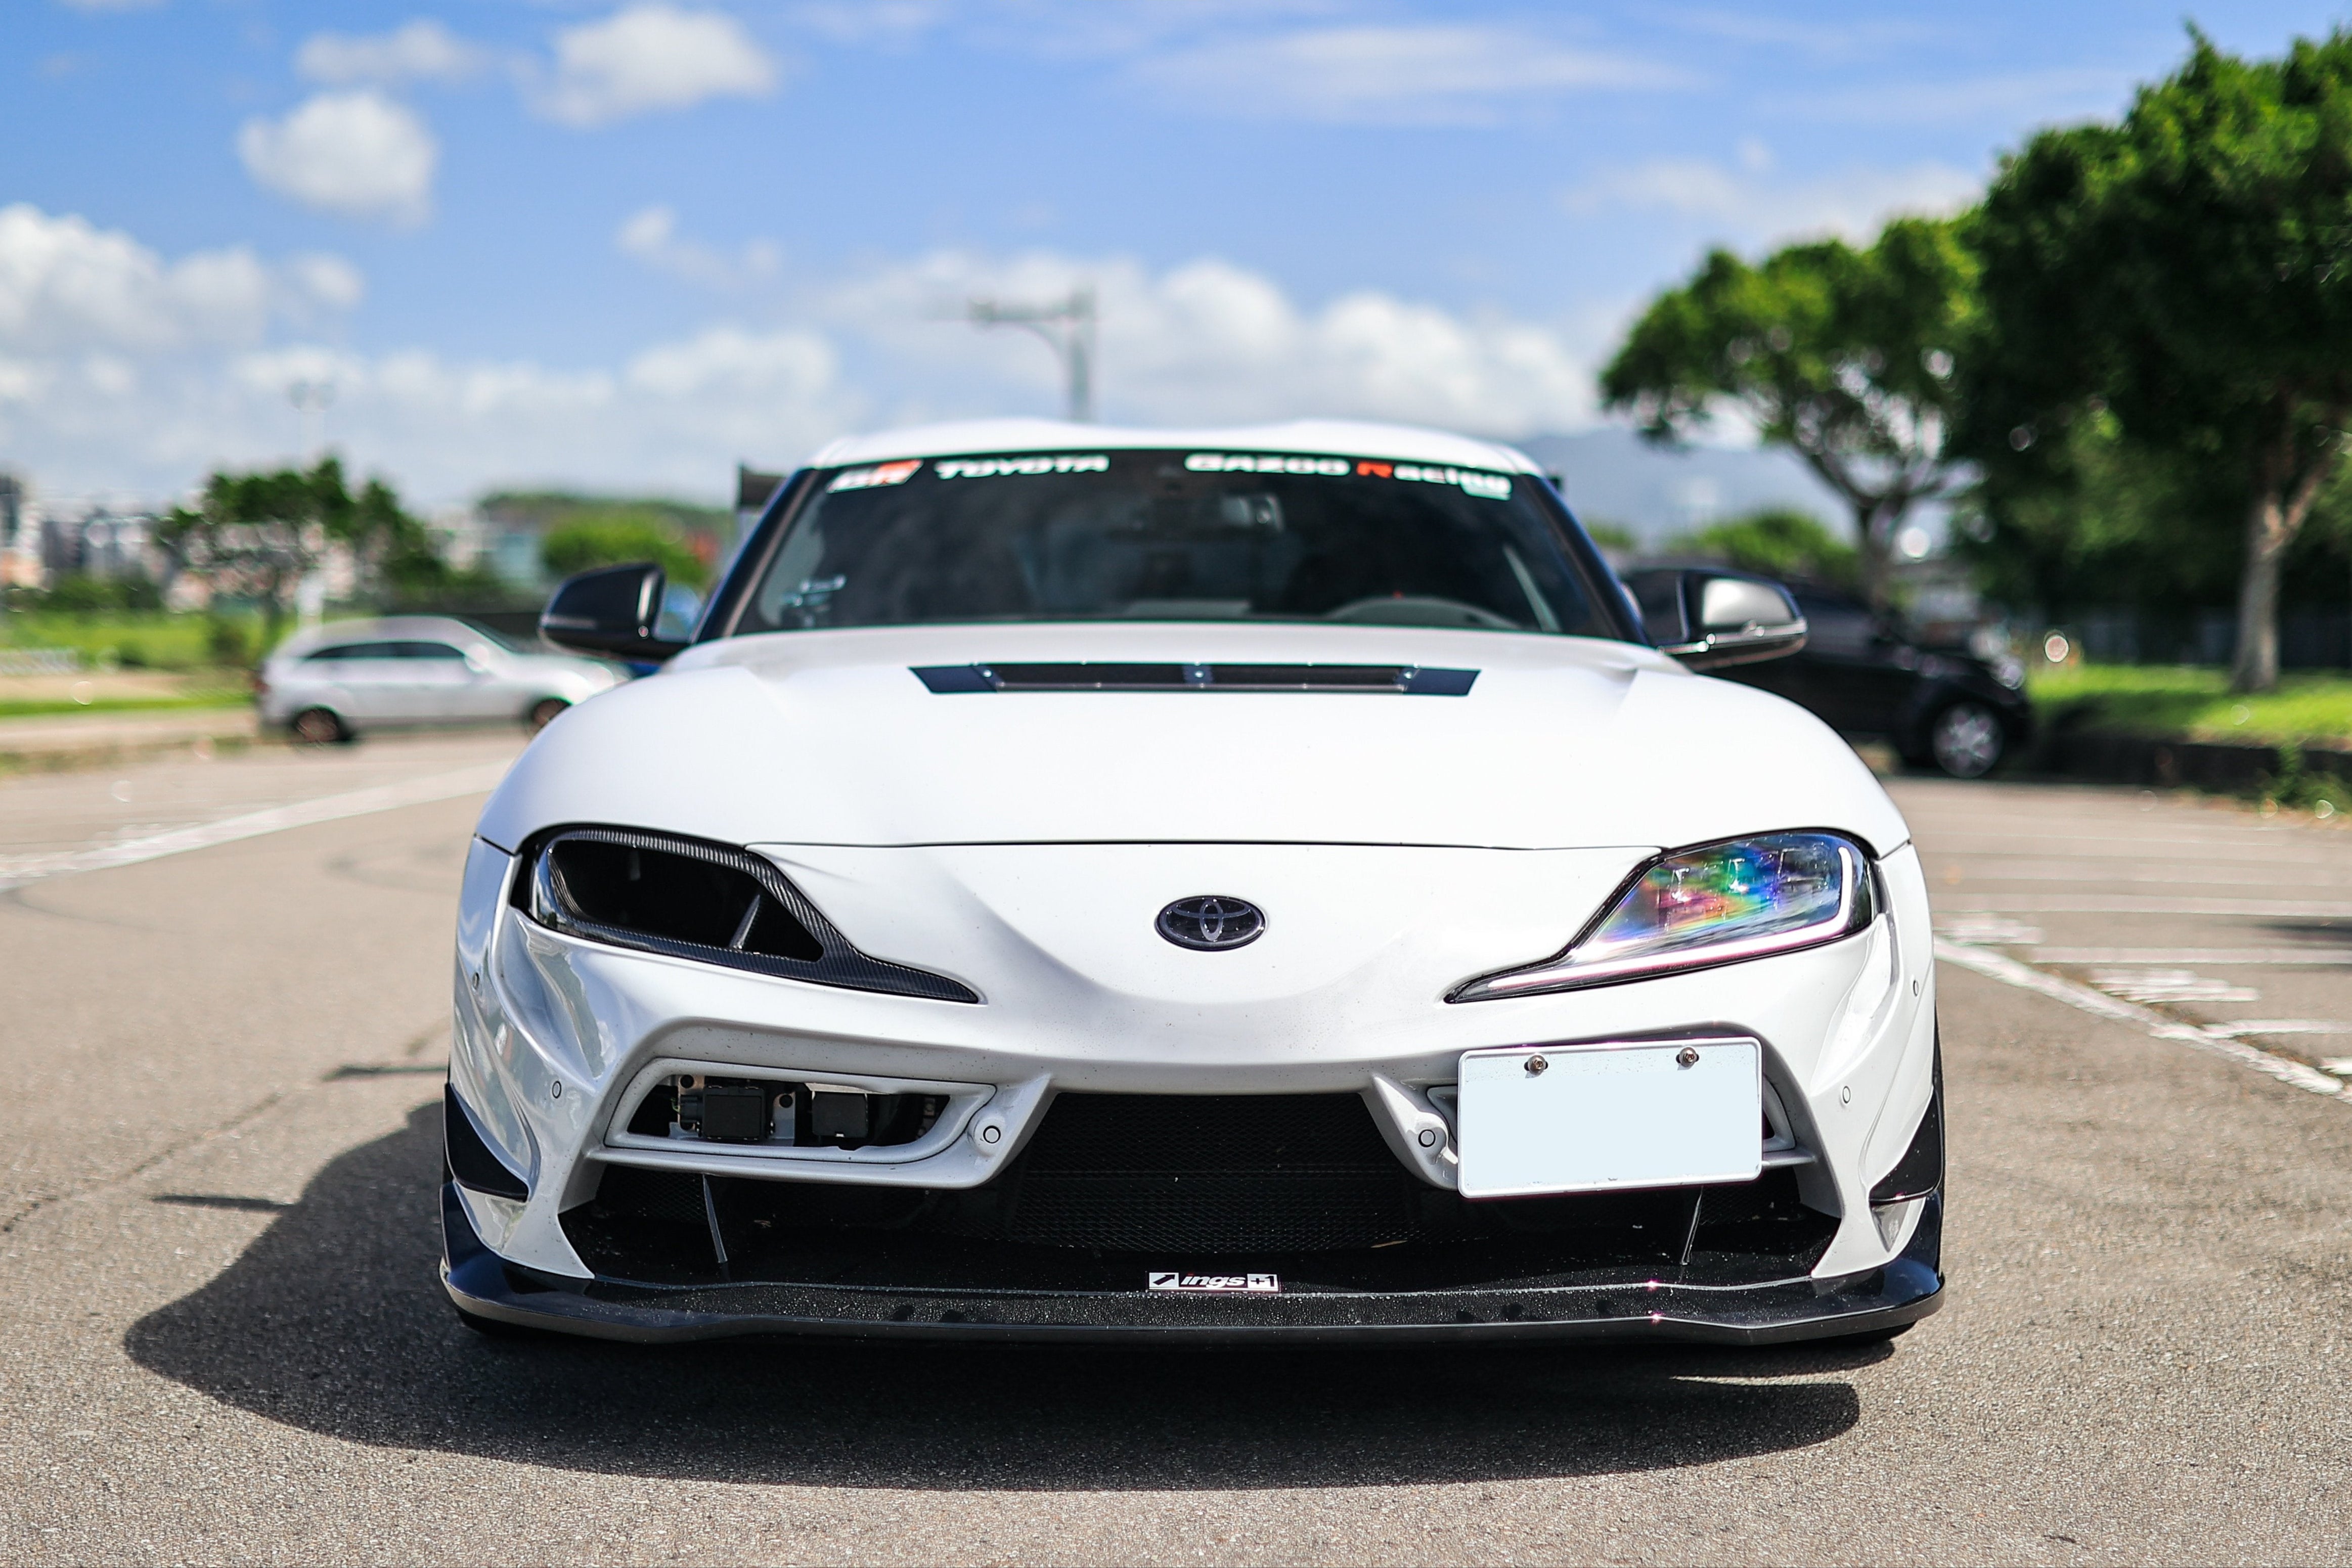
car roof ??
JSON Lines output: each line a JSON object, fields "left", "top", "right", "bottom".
{"left": 273, "top": 616, "right": 498, "bottom": 655}
{"left": 805, "top": 417, "right": 1544, "bottom": 475}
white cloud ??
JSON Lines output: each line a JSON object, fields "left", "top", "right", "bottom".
{"left": 238, "top": 91, "right": 439, "bottom": 225}
{"left": 296, "top": 20, "right": 491, "bottom": 87}
{"left": 1560, "top": 156, "right": 1981, "bottom": 244}
{"left": 534, "top": 5, "right": 779, "bottom": 127}
{"left": 615, "top": 205, "right": 781, "bottom": 289}
{"left": 1131, "top": 25, "right": 1690, "bottom": 125}
{"left": 788, "top": 2, "right": 952, "bottom": 48}
{"left": 0, "top": 212, "right": 1596, "bottom": 505}
{"left": 1654, "top": 11, "right": 1949, "bottom": 61}
{"left": 1768, "top": 67, "right": 2131, "bottom": 126}
{"left": 816, "top": 248, "right": 1596, "bottom": 433}
{"left": 0, "top": 203, "right": 359, "bottom": 354}
{"left": 283, "top": 253, "right": 366, "bottom": 313}
{"left": 4, "top": 332, "right": 858, "bottom": 506}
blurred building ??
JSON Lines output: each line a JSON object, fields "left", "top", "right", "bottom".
{"left": 429, "top": 504, "right": 491, "bottom": 570}
{"left": 0, "top": 473, "right": 36, "bottom": 588}
{"left": 39, "top": 505, "right": 169, "bottom": 584}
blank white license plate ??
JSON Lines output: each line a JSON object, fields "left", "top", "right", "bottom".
{"left": 1455, "top": 1039, "right": 1763, "bottom": 1199}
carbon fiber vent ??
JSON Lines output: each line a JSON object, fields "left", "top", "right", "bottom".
{"left": 913, "top": 662, "right": 1477, "bottom": 695}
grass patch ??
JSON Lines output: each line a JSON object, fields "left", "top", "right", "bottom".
{"left": 0, "top": 609, "right": 373, "bottom": 671}
{"left": 0, "top": 690, "right": 250, "bottom": 720}
{"left": 2029, "top": 663, "right": 2352, "bottom": 743}
{"left": 2, "top": 611, "right": 252, "bottom": 671}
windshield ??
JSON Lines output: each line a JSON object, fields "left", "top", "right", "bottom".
{"left": 730, "top": 449, "right": 1622, "bottom": 639}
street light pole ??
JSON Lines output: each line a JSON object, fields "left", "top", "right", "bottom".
{"left": 966, "top": 287, "right": 1095, "bottom": 422}
{"left": 288, "top": 379, "right": 335, "bottom": 461}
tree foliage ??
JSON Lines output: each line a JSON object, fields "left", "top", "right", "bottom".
{"left": 1670, "top": 508, "right": 1861, "bottom": 591}
{"left": 540, "top": 510, "right": 711, "bottom": 590}
{"left": 1600, "top": 218, "right": 1976, "bottom": 609}
{"left": 154, "top": 457, "right": 441, "bottom": 637}
{"left": 1970, "top": 29, "right": 2352, "bottom": 691}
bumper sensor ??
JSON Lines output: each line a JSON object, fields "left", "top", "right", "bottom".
{"left": 641, "top": 1072, "right": 946, "bottom": 1151}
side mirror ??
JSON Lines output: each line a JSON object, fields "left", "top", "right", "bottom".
{"left": 540, "top": 562, "right": 690, "bottom": 662}
{"left": 1659, "top": 572, "right": 1807, "bottom": 669}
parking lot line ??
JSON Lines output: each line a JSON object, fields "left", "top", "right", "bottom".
{"left": 1935, "top": 938, "right": 2349, "bottom": 1100}
{"left": 0, "top": 761, "right": 510, "bottom": 892}
{"left": 1931, "top": 895, "right": 2352, "bottom": 917}
{"left": 2029, "top": 948, "right": 2352, "bottom": 965}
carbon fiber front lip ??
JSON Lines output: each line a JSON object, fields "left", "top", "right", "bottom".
{"left": 441, "top": 1184, "right": 1943, "bottom": 1345}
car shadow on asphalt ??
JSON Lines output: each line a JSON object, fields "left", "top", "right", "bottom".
{"left": 126, "top": 1103, "right": 1882, "bottom": 1489}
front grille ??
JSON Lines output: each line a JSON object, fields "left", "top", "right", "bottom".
{"left": 982, "top": 1093, "right": 1415, "bottom": 1251}
{"left": 558, "top": 1093, "right": 1840, "bottom": 1291}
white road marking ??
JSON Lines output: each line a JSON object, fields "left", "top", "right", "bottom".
{"left": 2031, "top": 948, "right": 2352, "bottom": 966}
{"left": 1934, "top": 861, "right": 2345, "bottom": 887}
{"left": 2205, "top": 1019, "right": 2352, "bottom": 1038}
{"left": 1936, "top": 914, "right": 2044, "bottom": 945}
{"left": 0, "top": 762, "right": 509, "bottom": 892}
{"left": 1934, "top": 939, "right": 2348, "bottom": 1100}
{"left": 1933, "top": 896, "right": 2352, "bottom": 918}
{"left": 2085, "top": 969, "right": 2260, "bottom": 1004}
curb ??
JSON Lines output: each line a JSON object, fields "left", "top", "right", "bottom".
{"left": 2036, "top": 730, "right": 2352, "bottom": 793}
{"left": 0, "top": 711, "right": 277, "bottom": 774}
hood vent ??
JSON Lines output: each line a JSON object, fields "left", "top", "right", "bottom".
{"left": 912, "top": 662, "right": 1478, "bottom": 696}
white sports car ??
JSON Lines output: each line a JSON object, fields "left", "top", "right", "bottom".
{"left": 441, "top": 418, "right": 1944, "bottom": 1345}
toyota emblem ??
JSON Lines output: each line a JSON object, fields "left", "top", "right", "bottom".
{"left": 1156, "top": 895, "right": 1266, "bottom": 951}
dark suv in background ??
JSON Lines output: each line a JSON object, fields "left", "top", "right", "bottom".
{"left": 1623, "top": 566, "right": 2033, "bottom": 777}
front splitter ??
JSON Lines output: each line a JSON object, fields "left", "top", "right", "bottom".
{"left": 440, "top": 1183, "right": 1943, "bottom": 1346}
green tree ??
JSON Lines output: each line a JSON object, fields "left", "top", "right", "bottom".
{"left": 541, "top": 510, "right": 710, "bottom": 590}
{"left": 1971, "top": 30, "right": 2352, "bottom": 692}
{"left": 1952, "top": 410, "right": 2246, "bottom": 615}
{"left": 1672, "top": 508, "right": 1861, "bottom": 590}
{"left": 1601, "top": 217, "right": 1977, "bottom": 611}
{"left": 155, "top": 457, "right": 435, "bottom": 644}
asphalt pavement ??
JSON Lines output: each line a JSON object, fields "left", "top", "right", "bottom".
{"left": 2, "top": 736, "right": 2349, "bottom": 1564}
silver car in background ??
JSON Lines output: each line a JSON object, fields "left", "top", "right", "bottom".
{"left": 256, "top": 615, "right": 624, "bottom": 743}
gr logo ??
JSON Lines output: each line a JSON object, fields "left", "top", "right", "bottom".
{"left": 1147, "top": 1271, "right": 1280, "bottom": 1293}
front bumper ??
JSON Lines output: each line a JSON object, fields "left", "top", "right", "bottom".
{"left": 442, "top": 1178, "right": 1942, "bottom": 1345}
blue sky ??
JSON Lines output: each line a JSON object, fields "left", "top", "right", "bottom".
{"left": 6, "top": 1, "right": 2350, "bottom": 508}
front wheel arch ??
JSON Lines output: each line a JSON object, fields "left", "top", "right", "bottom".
{"left": 289, "top": 705, "right": 352, "bottom": 744}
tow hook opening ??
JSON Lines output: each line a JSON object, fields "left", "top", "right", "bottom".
{"left": 631, "top": 1072, "right": 947, "bottom": 1151}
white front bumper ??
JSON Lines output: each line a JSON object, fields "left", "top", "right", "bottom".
{"left": 448, "top": 835, "right": 1938, "bottom": 1284}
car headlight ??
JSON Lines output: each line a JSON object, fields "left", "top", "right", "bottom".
{"left": 1450, "top": 831, "right": 1876, "bottom": 1000}
{"left": 517, "top": 826, "right": 978, "bottom": 1002}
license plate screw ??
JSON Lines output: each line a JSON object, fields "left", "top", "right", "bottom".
{"left": 1676, "top": 1047, "right": 1700, "bottom": 1067}
{"left": 1525, "top": 1054, "right": 1547, "bottom": 1076}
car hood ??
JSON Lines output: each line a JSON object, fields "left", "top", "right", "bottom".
{"left": 475, "top": 623, "right": 1909, "bottom": 854}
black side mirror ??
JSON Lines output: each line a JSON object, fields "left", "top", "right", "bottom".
{"left": 1656, "top": 571, "right": 1807, "bottom": 669}
{"left": 540, "top": 562, "right": 690, "bottom": 662}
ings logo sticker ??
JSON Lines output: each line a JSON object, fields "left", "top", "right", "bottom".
{"left": 1147, "top": 1271, "right": 1280, "bottom": 1293}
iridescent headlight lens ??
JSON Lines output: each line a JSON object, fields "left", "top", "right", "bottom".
{"left": 1451, "top": 832, "right": 1874, "bottom": 1000}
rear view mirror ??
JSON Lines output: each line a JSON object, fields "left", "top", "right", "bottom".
{"left": 540, "top": 562, "right": 690, "bottom": 662}
{"left": 1633, "top": 569, "right": 1807, "bottom": 669}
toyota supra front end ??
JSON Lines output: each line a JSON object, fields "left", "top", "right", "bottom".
{"left": 440, "top": 419, "right": 1944, "bottom": 1344}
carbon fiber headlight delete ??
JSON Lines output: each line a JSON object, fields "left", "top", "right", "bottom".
{"left": 518, "top": 826, "right": 978, "bottom": 1003}
{"left": 1450, "top": 831, "right": 1876, "bottom": 1001}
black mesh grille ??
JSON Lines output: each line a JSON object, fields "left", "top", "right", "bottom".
{"left": 980, "top": 1093, "right": 1417, "bottom": 1252}
{"left": 1021, "top": 1092, "right": 1394, "bottom": 1174}
{"left": 563, "top": 1163, "right": 715, "bottom": 1280}
{"left": 556, "top": 1094, "right": 1841, "bottom": 1291}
